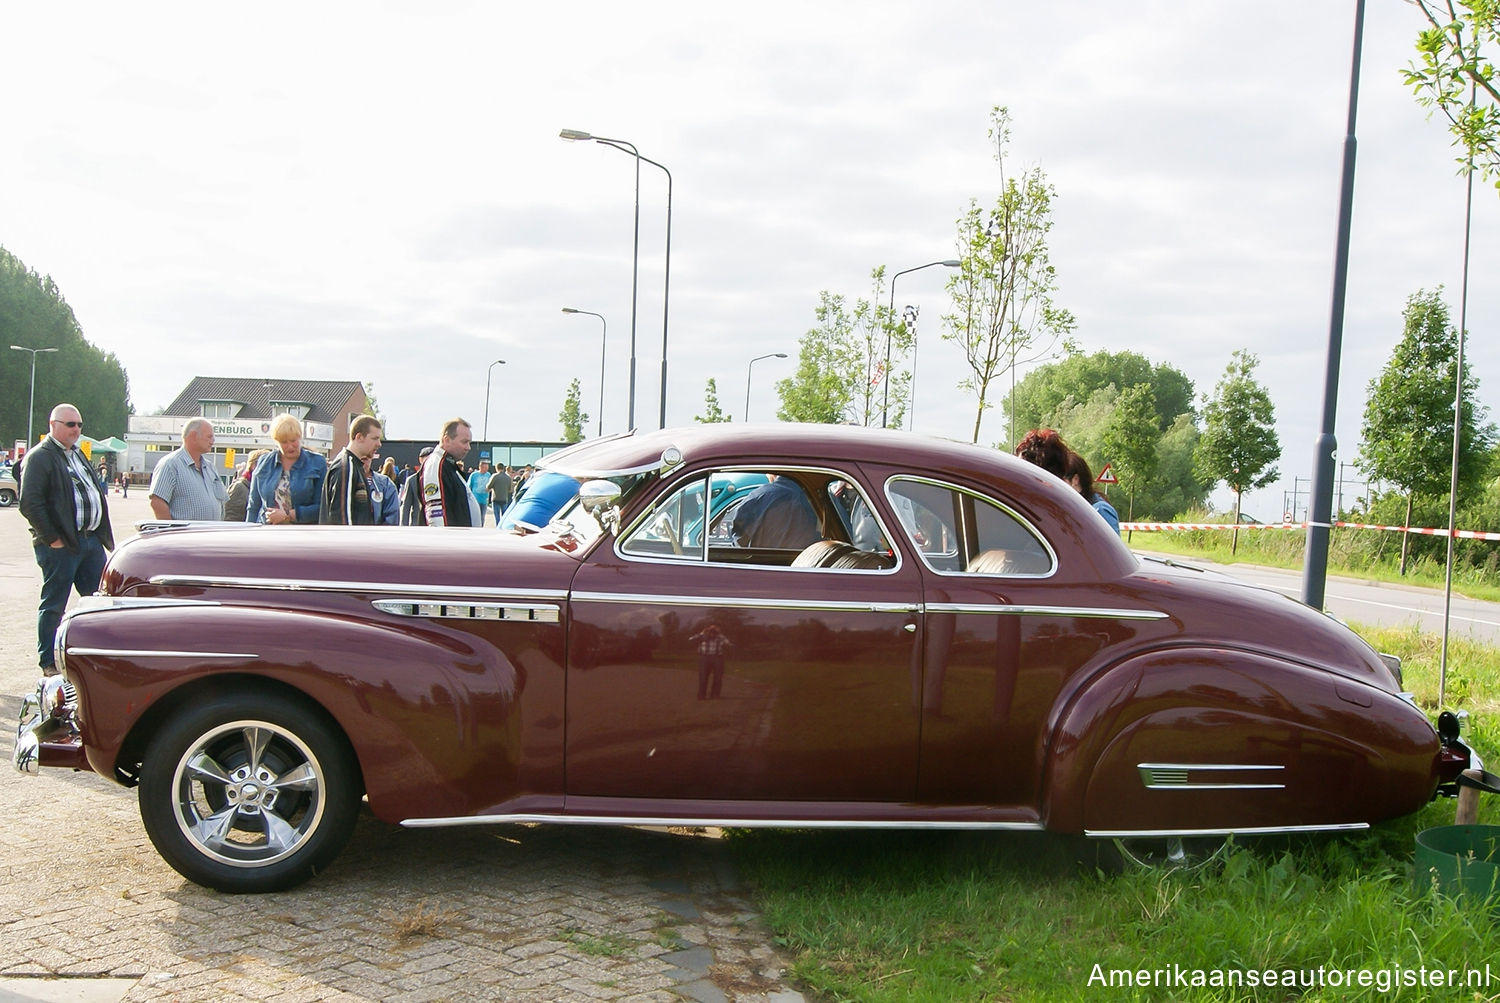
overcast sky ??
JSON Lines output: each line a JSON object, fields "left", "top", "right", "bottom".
{"left": 3, "top": 1, "right": 1495, "bottom": 521}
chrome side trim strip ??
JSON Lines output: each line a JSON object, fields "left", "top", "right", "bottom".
{"left": 373, "top": 599, "right": 562, "bottom": 623}
{"left": 570, "top": 591, "right": 920, "bottom": 614}
{"left": 926, "top": 602, "right": 1169, "bottom": 621}
{"left": 150, "top": 575, "right": 567, "bottom": 602}
{"left": 1138, "top": 762, "right": 1285, "bottom": 790}
{"left": 66, "top": 648, "right": 260, "bottom": 659}
{"left": 402, "top": 814, "right": 1046, "bottom": 831}
{"left": 1086, "top": 823, "right": 1369, "bottom": 838}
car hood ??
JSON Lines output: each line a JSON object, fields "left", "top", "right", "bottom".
{"left": 104, "top": 524, "right": 585, "bottom": 598}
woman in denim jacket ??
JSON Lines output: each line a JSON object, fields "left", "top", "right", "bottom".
{"left": 246, "top": 415, "right": 329, "bottom": 524}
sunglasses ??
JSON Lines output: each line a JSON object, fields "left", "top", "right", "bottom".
{"left": 55, "top": 420, "right": 83, "bottom": 428}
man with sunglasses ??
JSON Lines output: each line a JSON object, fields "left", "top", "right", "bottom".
{"left": 19, "top": 403, "right": 115, "bottom": 676}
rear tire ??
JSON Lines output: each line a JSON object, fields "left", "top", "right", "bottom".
{"left": 0, "top": 487, "right": 16, "bottom": 507}
{"left": 138, "top": 692, "right": 360, "bottom": 893}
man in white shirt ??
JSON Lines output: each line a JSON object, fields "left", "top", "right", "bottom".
{"left": 149, "top": 418, "right": 227, "bottom": 521}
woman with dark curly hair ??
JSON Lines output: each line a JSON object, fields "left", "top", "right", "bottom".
{"left": 1014, "top": 428, "right": 1070, "bottom": 479}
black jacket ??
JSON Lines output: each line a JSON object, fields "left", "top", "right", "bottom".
{"left": 318, "top": 448, "right": 378, "bottom": 525}
{"left": 19, "top": 436, "right": 116, "bottom": 552}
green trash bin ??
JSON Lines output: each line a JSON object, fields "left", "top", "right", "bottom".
{"left": 1414, "top": 825, "right": 1500, "bottom": 906}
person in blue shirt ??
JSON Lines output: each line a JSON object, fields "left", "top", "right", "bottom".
{"left": 1065, "top": 450, "right": 1121, "bottom": 536}
{"left": 467, "top": 460, "right": 493, "bottom": 525}
{"left": 246, "top": 415, "right": 328, "bottom": 524}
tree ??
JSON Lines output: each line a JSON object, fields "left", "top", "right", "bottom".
{"left": 558, "top": 378, "right": 588, "bottom": 443}
{"left": 695, "top": 378, "right": 731, "bottom": 423}
{"left": 776, "top": 272, "right": 909, "bottom": 427}
{"left": 1359, "top": 288, "right": 1496, "bottom": 572}
{"left": 1403, "top": 0, "right": 1500, "bottom": 189}
{"left": 943, "top": 107, "right": 1075, "bottom": 444}
{"left": 0, "top": 246, "right": 131, "bottom": 446}
{"left": 1195, "top": 350, "right": 1281, "bottom": 553}
{"left": 1005, "top": 347, "right": 1195, "bottom": 441}
{"left": 1100, "top": 384, "right": 1159, "bottom": 525}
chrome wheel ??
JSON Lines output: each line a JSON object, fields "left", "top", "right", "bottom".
{"left": 1112, "top": 835, "right": 1229, "bottom": 871}
{"left": 140, "top": 693, "right": 359, "bottom": 892}
{"left": 171, "top": 720, "right": 326, "bottom": 867}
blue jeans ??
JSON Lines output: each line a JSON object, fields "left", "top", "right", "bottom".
{"left": 492, "top": 501, "right": 504, "bottom": 524}
{"left": 34, "top": 535, "right": 107, "bottom": 671}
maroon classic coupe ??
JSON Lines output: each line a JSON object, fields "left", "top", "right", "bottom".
{"left": 13, "top": 424, "right": 1475, "bottom": 891}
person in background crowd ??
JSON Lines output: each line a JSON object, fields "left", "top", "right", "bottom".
{"left": 381, "top": 457, "right": 397, "bottom": 482}
{"left": 19, "top": 403, "right": 114, "bottom": 676}
{"left": 728, "top": 474, "right": 821, "bottom": 550}
{"left": 246, "top": 414, "right": 328, "bottom": 524}
{"left": 467, "top": 459, "right": 492, "bottom": 526}
{"left": 396, "top": 463, "right": 413, "bottom": 488}
{"left": 1064, "top": 449, "right": 1121, "bottom": 535}
{"left": 420, "top": 418, "right": 480, "bottom": 526}
{"left": 486, "top": 463, "right": 514, "bottom": 525}
{"left": 400, "top": 448, "right": 431, "bottom": 525}
{"left": 224, "top": 449, "right": 268, "bottom": 523}
{"left": 369, "top": 460, "right": 400, "bottom": 525}
{"left": 148, "top": 417, "right": 227, "bottom": 521}
{"left": 320, "top": 415, "right": 384, "bottom": 525}
{"left": 117, "top": 472, "right": 128, "bottom": 498}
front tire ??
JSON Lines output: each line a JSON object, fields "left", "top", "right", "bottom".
{"left": 0, "top": 487, "right": 15, "bottom": 507}
{"left": 138, "top": 692, "right": 360, "bottom": 893}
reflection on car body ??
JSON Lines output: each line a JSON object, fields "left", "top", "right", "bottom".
{"left": 12, "top": 423, "right": 1478, "bottom": 892}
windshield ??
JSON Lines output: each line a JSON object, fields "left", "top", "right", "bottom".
{"left": 539, "top": 469, "right": 656, "bottom": 545}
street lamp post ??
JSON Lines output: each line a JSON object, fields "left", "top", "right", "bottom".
{"left": 482, "top": 359, "right": 507, "bottom": 441}
{"left": 560, "top": 129, "right": 671, "bottom": 429}
{"left": 562, "top": 308, "right": 608, "bottom": 438}
{"left": 10, "top": 344, "right": 59, "bottom": 447}
{"left": 882, "top": 260, "right": 960, "bottom": 428}
{"left": 744, "top": 353, "right": 787, "bottom": 421}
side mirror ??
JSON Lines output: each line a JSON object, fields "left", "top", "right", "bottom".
{"left": 579, "top": 479, "right": 622, "bottom": 535}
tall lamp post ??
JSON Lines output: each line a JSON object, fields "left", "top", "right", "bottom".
{"left": 562, "top": 308, "right": 608, "bottom": 438}
{"left": 482, "top": 359, "right": 507, "bottom": 441}
{"left": 10, "top": 344, "right": 59, "bottom": 447}
{"left": 560, "top": 129, "right": 671, "bottom": 429}
{"left": 744, "top": 353, "right": 787, "bottom": 421}
{"left": 882, "top": 260, "right": 960, "bottom": 428}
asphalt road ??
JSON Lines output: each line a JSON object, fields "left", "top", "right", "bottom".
{"left": 1135, "top": 548, "right": 1500, "bottom": 646}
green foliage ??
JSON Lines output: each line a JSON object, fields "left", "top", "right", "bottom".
{"left": 1361, "top": 289, "right": 1495, "bottom": 502}
{"left": 1005, "top": 347, "right": 1196, "bottom": 441}
{"left": 1101, "top": 384, "right": 1159, "bottom": 522}
{"left": 0, "top": 246, "right": 132, "bottom": 445}
{"left": 1196, "top": 349, "right": 1281, "bottom": 545}
{"left": 1403, "top": 0, "right": 1500, "bottom": 189}
{"left": 557, "top": 378, "right": 588, "bottom": 443}
{"left": 694, "top": 377, "right": 731, "bottom": 424}
{"left": 942, "top": 106, "right": 1075, "bottom": 444}
{"left": 776, "top": 273, "right": 906, "bottom": 427}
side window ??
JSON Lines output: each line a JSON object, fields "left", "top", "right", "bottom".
{"left": 887, "top": 477, "right": 1053, "bottom": 576}
{"left": 620, "top": 474, "right": 707, "bottom": 561}
{"left": 620, "top": 469, "right": 896, "bottom": 570}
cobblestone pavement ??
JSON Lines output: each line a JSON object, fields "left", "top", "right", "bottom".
{"left": 0, "top": 493, "right": 806, "bottom": 1002}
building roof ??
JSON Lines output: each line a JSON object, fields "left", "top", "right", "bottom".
{"left": 163, "top": 377, "right": 364, "bottom": 424}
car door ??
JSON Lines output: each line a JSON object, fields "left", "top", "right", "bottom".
{"left": 882, "top": 474, "right": 1154, "bottom": 815}
{"left": 564, "top": 466, "right": 923, "bottom": 807}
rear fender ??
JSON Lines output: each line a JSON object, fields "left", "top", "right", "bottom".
{"left": 1043, "top": 647, "right": 1441, "bottom": 834}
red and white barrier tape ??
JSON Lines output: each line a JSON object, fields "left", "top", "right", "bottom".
{"left": 1119, "top": 520, "right": 1500, "bottom": 542}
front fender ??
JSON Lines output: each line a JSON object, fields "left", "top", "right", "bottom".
{"left": 1042, "top": 646, "right": 1441, "bottom": 834}
{"left": 59, "top": 597, "right": 563, "bottom": 822}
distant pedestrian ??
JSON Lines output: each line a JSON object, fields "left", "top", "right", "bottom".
{"left": 486, "top": 464, "right": 514, "bottom": 525}
{"left": 467, "top": 460, "right": 492, "bottom": 526}
{"left": 19, "top": 404, "right": 114, "bottom": 676}
{"left": 400, "top": 449, "right": 431, "bottom": 525}
{"left": 148, "top": 418, "right": 227, "bottom": 521}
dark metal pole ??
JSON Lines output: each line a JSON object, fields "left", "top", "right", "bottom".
{"left": 1301, "top": 0, "right": 1365, "bottom": 610}
{"left": 882, "top": 260, "right": 959, "bottom": 428}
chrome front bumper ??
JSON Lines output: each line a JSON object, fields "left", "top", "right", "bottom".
{"left": 12, "top": 676, "right": 87, "bottom": 775}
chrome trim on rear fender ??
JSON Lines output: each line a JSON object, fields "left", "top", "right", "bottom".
{"left": 65, "top": 648, "right": 260, "bottom": 659}
{"left": 373, "top": 599, "right": 562, "bottom": 623}
{"left": 1137, "top": 763, "right": 1285, "bottom": 790}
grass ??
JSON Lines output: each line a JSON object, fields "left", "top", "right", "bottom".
{"left": 728, "top": 621, "right": 1500, "bottom": 1002}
